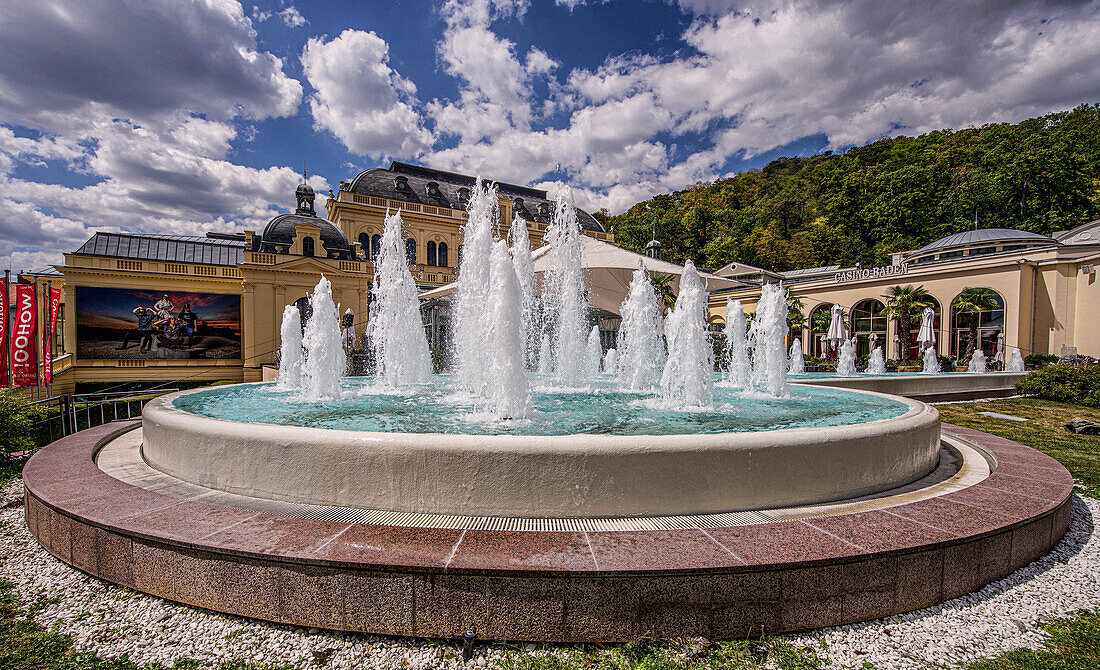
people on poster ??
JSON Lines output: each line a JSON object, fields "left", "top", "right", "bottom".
{"left": 117, "top": 307, "right": 155, "bottom": 353}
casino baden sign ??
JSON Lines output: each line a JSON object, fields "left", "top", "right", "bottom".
{"left": 835, "top": 263, "right": 909, "bottom": 283}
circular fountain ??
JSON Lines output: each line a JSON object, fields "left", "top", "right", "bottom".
{"left": 142, "top": 380, "right": 939, "bottom": 518}
{"left": 23, "top": 181, "right": 1072, "bottom": 642}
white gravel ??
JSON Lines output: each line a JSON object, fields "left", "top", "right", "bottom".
{"left": 1, "top": 478, "right": 1097, "bottom": 670}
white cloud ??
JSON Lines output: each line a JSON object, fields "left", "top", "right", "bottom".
{"left": 422, "top": 0, "right": 1100, "bottom": 215}
{"left": 279, "top": 6, "right": 307, "bottom": 27}
{"left": 302, "top": 30, "right": 434, "bottom": 158}
{"left": 0, "top": 0, "right": 302, "bottom": 132}
{"left": 0, "top": 0, "right": 317, "bottom": 273}
{"left": 253, "top": 4, "right": 307, "bottom": 28}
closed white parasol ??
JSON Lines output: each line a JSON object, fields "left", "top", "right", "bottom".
{"left": 916, "top": 306, "right": 936, "bottom": 350}
{"left": 825, "top": 304, "right": 846, "bottom": 353}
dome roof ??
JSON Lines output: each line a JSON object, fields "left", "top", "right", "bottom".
{"left": 909, "top": 228, "right": 1057, "bottom": 258}
{"left": 259, "top": 213, "right": 353, "bottom": 259}
{"left": 296, "top": 182, "right": 315, "bottom": 196}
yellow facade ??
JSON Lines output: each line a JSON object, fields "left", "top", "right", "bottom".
{"left": 707, "top": 228, "right": 1100, "bottom": 362}
{"left": 31, "top": 162, "right": 612, "bottom": 392}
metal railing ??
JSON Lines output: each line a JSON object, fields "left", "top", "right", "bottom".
{"left": 27, "top": 389, "right": 178, "bottom": 450}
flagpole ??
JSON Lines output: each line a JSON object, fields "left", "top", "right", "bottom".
{"left": 37, "top": 277, "right": 43, "bottom": 400}
{"left": 2, "top": 269, "right": 8, "bottom": 390}
{"left": 46, "top": 279, "right": 53, "bottom": 398}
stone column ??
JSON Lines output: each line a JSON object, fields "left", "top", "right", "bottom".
{"left": 273, "top": 282, "right": 286, "bottom": 351}
{"left": 241, "top": 280, "right": 257, "bottom": 380}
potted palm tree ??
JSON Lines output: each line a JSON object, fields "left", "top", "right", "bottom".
{"left": 952, "top": 287, "right": 1001, "bottom": 367}
{"left": 881, "top": 285, "right": 933, "bottom": 371}
{"left": 787, "top": 296, "right": 805, "bottom": 347}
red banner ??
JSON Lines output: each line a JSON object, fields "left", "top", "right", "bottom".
{"left": 0, "top": 277, "right": 7, "bottom": 387}
{"left": 44, "top": 287, "right": 60, "bottom": 384}
{"left": 11, "top": 283, "right": 38, "bottom": 386}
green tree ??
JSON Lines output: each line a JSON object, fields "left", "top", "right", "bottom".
{"left": 880, "top": 285, "right": 933, "bottom": 363}
{"left": 787, "top": 295, "right": 805, "bottom": 341}
{"left": 952, "top": 287, "right": 1002, "bottom": 362}
{"left": 607, "top": 103, "right": 1100, "bottom": 273}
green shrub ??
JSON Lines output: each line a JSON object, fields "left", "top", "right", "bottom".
{"left": 1015, "top": 364, "right": 1100, "bottom": 407}
{"left": 0, "top": 391, "right": 39, "bottom": 457}
{"left": 1025, "top": 353, "right": 1059, "bottom": 368}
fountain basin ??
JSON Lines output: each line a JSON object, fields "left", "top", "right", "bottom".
{"left": 142, "top": 383, "right": 940, "bottom": 518}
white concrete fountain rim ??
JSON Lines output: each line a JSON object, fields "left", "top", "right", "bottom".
{"left": 140, "top": 383, "right": 941, "bottom": 518}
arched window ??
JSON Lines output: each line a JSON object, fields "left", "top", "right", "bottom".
{"left": 907, "top": 296, "right": 941, "bottom": 360}
{"left": 808, "top": 304, "right": 833, "bottom": 358}
{"left": 426, "top": 241, "right": 437, "bottom": 266}
{"left": 358, "top": 233, "right": 369, "bottom": 259}
{"left": 405, "top": 238, "right": 416, "bottom": 264}
{"left": 851, "top": 299, "right": 887, "bottom": 358}
{"left": 951, "top": 288, "right": 1005, "bottom": 359}
{"left": 371, "top": 235, "right": 381, "bottom": 259}
{"left": 302, "top": 236, "right": 314, "bottom": 257}
{"left": 438, "top": 242, "right": 449, "bottom": 268}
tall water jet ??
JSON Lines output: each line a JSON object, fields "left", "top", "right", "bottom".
{"left": 1007, "top": 347, "right": 1025, "bottom": 372}
{"left": 277, "top": 305, "right": 303, "bottom": 390}
{"left": 585, "top": 325, "right": 602, "bottom": 381}
{"left": 748, "top": 284, "right": 790, "bottom": 397}
{"left": 867, "top": 347, "right": 887, "bottom": 374}
{"left": 724, "top": 299, "right": 751, "bottom": 388}
{"left": 603, "top": 348, "right": 618, "bottom": 374}
{"left": 301, "top": 275, "right": 344, "bottom": 400}
{"left": 660, "top": 260, "right": 714, "bottom": 407}
{"left": 968, "top": 348, "right": 988, "bottom": 373}
{"left": 483, "top": 240, "right": 528, "bottom": 418}
{"left": 453, "top": 179, "right": 498, "bottom": 395}
{"left": 835, "top": 339, "right": 856, "bottom": 377}
{"left": 617, "top": 264, "right": 666, "bottom": 390}
{"left": 371, "top": 210, "right": 432, "bottom": 386}
{"left": 538, "top": 333, "right": 552, "bottom": 376}
{"left": 922, "top": 346, "right": 941, "bottom": 374}
{"left": 509, "top": 214, "right": 537, "bottom": 368}
{"left": 788, "top": 338, "right": 805, "bottom": 375}
{"left": 542, "top": 188, "right": 588, "bottom": 386}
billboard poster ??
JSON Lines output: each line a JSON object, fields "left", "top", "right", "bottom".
{"left": 11, "top": 283, "right": 38, "bottom": 386}
{"left": 75, "top": 287, "right": 242, "bottom": 360}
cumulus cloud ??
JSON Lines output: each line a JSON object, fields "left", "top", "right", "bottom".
{"left": 427, "top": 0, "right": 560, "bottom": 142}
{"left": 421, "top": 0, "right": 1100, "bottom": 214}
{"left": 0, "top": 0, "right": 301, "bottom": 131}
{"left": 0, "top": 0, "right": 314, "bottom": 274}
{"left": 302, "top": 30, "right": 434, "bottom": 158}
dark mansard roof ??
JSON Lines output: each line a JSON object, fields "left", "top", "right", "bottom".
{"left": 346, "top": 162, "right": 606, "bottom": 233}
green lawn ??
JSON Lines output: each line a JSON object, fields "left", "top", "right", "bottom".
{"left": 936, "top": 397, "right": 1100, "bottom": 497}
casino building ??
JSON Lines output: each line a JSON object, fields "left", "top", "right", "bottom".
{"left": 10, "top": 159, "right": 1099, "bottom": 395}
{"left": 36, "top": 162, "right": 612, "bottom": 393}
{"left": 707, "top": 222, "right": 1100, "bottom": 363}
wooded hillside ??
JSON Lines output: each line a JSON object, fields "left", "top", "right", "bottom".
{"left": 602, "top": 103, "right": 1100, "bottom": 272}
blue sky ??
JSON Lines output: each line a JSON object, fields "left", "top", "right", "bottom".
{"left": 1, "top": 0, "right": 1098, "bottom": 273}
